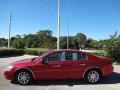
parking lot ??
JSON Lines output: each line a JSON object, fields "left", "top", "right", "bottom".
{"left": 0, "top": 55, "right": 120, "bottom": 90}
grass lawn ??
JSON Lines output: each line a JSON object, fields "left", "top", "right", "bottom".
{"left": 26, "top": 48, "right": 49, "bottom": 51}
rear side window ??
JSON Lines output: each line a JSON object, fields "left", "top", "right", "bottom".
{"left": 77, "top": 53, "right": 87, "bottom": 60}
{"left": 65, "top": 52, "right": 87, "bottom": 61}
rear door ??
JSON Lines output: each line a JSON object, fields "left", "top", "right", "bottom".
{"left": 63, "top": 51, "right": 87, "bottom": 79}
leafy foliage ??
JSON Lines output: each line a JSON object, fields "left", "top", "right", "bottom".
{"left": 1, "top": 29, "right": 120, "bottom": 63}
{"left": 0, "top": 29, "right": 102, "bottom": 50}
{"left": 0, "top": 49, "right": 24, "bottom": 57}
{"left": 0, "top": 49, "right": 47, "bottom": 57}
{"left": 0, "top": 30, "right": 120, "bottom": 63}
{"left": 75, "top": 33, "right": 87, "bottom": 49}
{"left": 105, "top": 33, "right": 120, "bottom": 63}
{"left": 12, "top": 39, "right": 25, "bottom": 49}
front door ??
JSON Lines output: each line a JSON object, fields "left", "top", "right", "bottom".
{"left": 34, "top": 52, "right": 65, "bottom": 80}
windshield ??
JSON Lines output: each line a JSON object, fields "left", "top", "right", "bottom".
{"left": 31, "top": 51, "right": 50, "bottom": 61}
{"left": 31, "top": 57, "right": 40, "bottom": 61}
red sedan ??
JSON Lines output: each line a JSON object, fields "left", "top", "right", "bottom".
{"left": 4, "top": 49, "right": 113, "bottom": 85}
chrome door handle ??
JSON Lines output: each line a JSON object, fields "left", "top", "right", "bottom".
{"left": 53, "top": 65, "right": 61, "bottom": 67}
{"left": 80, "top": 64, "right": 85, "bottom": 66}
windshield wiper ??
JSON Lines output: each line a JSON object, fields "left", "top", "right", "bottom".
{"left": 31, "top": 57, "right": 38, "bottom": 61}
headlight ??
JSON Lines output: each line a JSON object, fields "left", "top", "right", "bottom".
{"left": 5, "top": 65, "right": 13, "bottom": 71}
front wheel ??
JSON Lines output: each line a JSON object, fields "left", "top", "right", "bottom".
{"left": 15, "top": 70, "right": 32, "bottom": 85}
{"left": 84, "top": 70, "right": 101, "bottom": 84}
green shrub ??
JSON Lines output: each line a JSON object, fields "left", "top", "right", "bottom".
{"left": 24, "top": 49, "right": 47, "bottom": 56}
{"left": 12, "top": 39, "right": 25, "bottom": 49}
{"left": 105, "top": 39, "right": 120, "bottom": 63}
{"left": 24, "top": 50, "right": 38, "bottom": 55}
{"left": 0, "top": 49, "right": 24, "bottom": 57}
{"left": 91, "top": 52, "right": 106, "bottom": 56}
{"left": 0, "top": 49, "right": 47, "bottom": 57}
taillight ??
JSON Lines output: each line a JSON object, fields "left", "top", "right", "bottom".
{"left": 104, "top": 59, "right": 112, "bottom": 65}
{"left": 107, "top": 61, "right": 112, "bottom": 65}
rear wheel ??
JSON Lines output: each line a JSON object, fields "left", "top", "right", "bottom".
{"left": 85, "top": 70, "right": 101, "bottom": 84}
{"left": 15, "top": 70, "right": 32, "bottom": 85}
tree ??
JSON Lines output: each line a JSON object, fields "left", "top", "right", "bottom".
{"left": 60, "top": 36, "right": 67, "bottom": 49}
{"left": 75, "top": 33, "right": 87, "bottom": 49}
{"left": 23, "top": 34, "right": 37, "bottom": 48}
{"left": 37, "top": 30, "right": 53, "bottom": 48}
{"left": 0, "top": 38, "right": 8, "bottom": 47}
{"left": 12, "top": 39, "right": 25, "bottom": 49}
{"left": 85, "top": 39, "right": 100, "bottom": 49}
{"left": 105, "top": 32, "right": 120, "bottom": 63}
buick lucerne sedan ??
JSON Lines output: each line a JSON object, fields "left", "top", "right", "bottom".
{"left": 4, "top": 49, "right": 113, "bottom": 85}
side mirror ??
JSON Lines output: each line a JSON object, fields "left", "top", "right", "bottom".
{"left": 42, "top": 59, "right": 48, "bottom": 64}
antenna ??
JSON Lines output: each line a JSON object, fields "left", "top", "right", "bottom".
{"left": 8, "top": 11, "right": 12, "bottom": 49}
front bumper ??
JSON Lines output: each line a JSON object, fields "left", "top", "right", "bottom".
{"left": 4, "top": 71, "right": 14, "bottom": 80}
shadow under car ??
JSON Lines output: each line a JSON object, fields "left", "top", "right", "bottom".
{"left": 11, "top": 72, "right": 120, "bottom": 86}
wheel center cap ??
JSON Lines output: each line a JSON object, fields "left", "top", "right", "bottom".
{"left": 21, "top": 75, "right": 26, "bottom": 80}
{"left": 91, "top": 75, "right": 96, "bottom": 79}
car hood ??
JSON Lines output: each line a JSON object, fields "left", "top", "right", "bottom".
{"left": 10, "top": 59, "right": 32, "bottom": 67}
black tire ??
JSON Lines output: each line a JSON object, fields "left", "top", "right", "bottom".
{"left": 15, "top": 70, "right": 32, "bottom": 85}
{"left": 84, "top": 69, "right": 101, "bottom": 84}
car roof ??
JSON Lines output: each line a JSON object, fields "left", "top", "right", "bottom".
{"left": 40, "top": 49, "right": 92, "bottom": 59}
{"left": 48, "top": 49, "right": 86, "bottom": 53}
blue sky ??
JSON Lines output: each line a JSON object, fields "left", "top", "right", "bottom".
{"left": 0, "top": 0, "right": 120, "bottom": 40}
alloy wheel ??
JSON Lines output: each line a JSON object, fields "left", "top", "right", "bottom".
{"left": 17, "top": 71, "right": 31, "bottom": 85}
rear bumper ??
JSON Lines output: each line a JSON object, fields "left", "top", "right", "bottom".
{"left": 4, "top": 71, "right": 14, "bottom": 80}
{"left": 101, "top": 65, "right": 114, "bottom": 76}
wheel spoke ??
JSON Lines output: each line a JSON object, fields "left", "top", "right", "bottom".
{"left": 87, "top": 71, "right": 100, "bottom": 83}
{"left": 17, "top": 71, "right": 30, "bottom": 85}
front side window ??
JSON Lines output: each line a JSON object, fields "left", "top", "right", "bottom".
{"left": 45, "top": 52, "right": 62, "bottom": 62}
{"left": 65, "top": 52, "right": 73, "bottom": 60}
